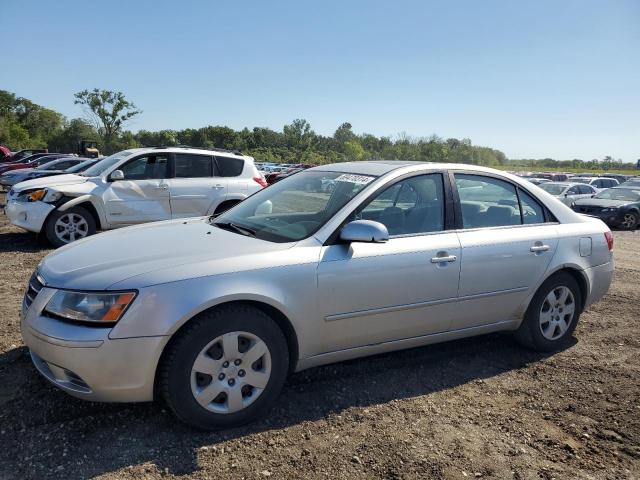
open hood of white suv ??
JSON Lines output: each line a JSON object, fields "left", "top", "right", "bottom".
{"left": 11, "top": 174, "right": 88, "bottom": 192}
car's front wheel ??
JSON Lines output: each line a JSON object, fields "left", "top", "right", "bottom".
{"left": 160, "top": 305, "right": 289, "bottom": 430}
{"left": 620, "top": 212, "right": 638, "bottom": 230}
{"left": 44, "top": 206, "right": 97, "bottom": 247}
{"left": 515, "top": 272, "right": 582, "bottom": 352}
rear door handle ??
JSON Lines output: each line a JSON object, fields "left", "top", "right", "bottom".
{"left": 431, "top": 255, "right": 457, "bottom": 263}
{"left": 213, "top": 184, "right": 225, "bottom": 189}
{"left": 530, "top": 245, "right": 550, "bottom": 253}
{"left": 156, "top": 184, "right": 169, "bottom": 190}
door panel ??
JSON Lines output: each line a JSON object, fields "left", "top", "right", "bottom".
{"left": 167, "top": 178, "right": 227, "bottom": 218}
{"left": 317, "top": 233, "right": 461, "bottom": 352}
{"left": 103, "top": 154, "right": 171, "bottom": 225}
{"left": 453, "top": 225, "right": 558, "bottom": 329}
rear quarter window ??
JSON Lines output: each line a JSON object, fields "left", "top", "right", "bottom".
{"left": 215, "top": 155, "right": 245, "bottom": 177}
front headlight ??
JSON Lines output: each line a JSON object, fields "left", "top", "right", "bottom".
{"left": 22, "top": 189, "right": 63, "bottom": 203}
{"left": 44, "top": 290, "right": 137, "bottom": 324}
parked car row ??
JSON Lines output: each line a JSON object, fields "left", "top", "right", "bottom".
{"left": 5, "top": 147, "right": 265, "bottom": 246}
{"left": 18, "top": 160, "right": 614, "bottom": 429}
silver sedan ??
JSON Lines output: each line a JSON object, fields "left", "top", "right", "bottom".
{"left": 21, "top": 161, "right": 614, "bottom": 429}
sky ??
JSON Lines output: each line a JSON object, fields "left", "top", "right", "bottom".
{"left": 1, "top": 0, "right": 639, "bottom": 161}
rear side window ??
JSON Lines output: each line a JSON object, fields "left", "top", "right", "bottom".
{"left": 174, "top": 154, "right": 213, "bottom": 178}
{"left": 518, "top": 189, "right": 545, "bottom": 224}
{"left": 455, "top": 174, "right": 520, "bottom": 228}
{"left": 578, "top": 185, "right": 594, "bottom": 194}
{"left": 215, "top": 155, "right": 244, "bottom": 177}
{"left": 455, "top": 174, "right": 548, "bottom": 228}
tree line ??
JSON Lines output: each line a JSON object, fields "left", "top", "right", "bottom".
{"left": 0, "top": 89, "right": 634, "bottom": 170}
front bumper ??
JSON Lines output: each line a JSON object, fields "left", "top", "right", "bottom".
{"left": 5, "top": 199, "right": 55, "bottom": 233}
{"left": 21, "top": 286, "right": 168, "bottom": 402}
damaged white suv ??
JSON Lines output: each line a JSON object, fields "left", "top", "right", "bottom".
{"left": 6, "top": 147, "right": 266, "bottom": 246}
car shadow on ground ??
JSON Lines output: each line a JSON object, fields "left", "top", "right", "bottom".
{"left": 0, "top": 230, "right": 49, "bottom": 253}
{"left": 0, "top": 333, "right": 575, "bottom": 478}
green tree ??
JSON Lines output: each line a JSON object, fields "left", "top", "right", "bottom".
{"left": 74, "top": 89, "right": 141, "bottom": 152}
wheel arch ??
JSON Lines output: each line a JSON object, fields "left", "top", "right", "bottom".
{"left": 153, "top": 299, "right": 299, "bottom": 398}
{"left": 537, "top": 265, "right": 589, "bottom": 311}
{"left": 212, "top": 197, "right": 244, "bottom": 215}
{"left": 54, "top": 195, "right": 106, "bottom": 230}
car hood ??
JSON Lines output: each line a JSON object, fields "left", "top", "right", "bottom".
{"left": 573, "top": 198, "right": 635, "bottom": 208}
{"left": 38, "top": 217, "right": 299, "bottom": 290}
{"left": 3, "top": 168, "right": 36, "bottom": 177}
{"left": 11, "top": 174, "right": 88, "bottom": 192}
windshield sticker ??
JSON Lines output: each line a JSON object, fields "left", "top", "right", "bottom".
{"left": 334, "top": 174, "right": 375, "bottom": 185}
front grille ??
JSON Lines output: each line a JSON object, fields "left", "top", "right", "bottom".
{"left": 577, "top": 206, "right": 603, "bottom": 214}
{"left": 24, "top": 272, "right": 44, "bottom": 310}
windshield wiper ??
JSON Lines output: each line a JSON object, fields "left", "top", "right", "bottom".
{"left": 213, "top": 221, "right": 257, "bottom": 237}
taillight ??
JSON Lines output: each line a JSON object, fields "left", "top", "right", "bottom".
{"left": 253, "top": 176, "right": 267, "bottom": 188}
{"left": 604, "top": 231, "right": 614, "bottom": 251}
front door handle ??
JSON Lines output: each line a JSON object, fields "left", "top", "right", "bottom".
{"left": 213, "top": 184, "right": 225, "bottom": 189}
{"left": 431, "top": 255, "right": 457, "bottom": 263}
{"left": 530, "top": 245, "right": 550, "bottom": 253}
{"left": 156, "top": 184, "right": 169, "bottom": 190}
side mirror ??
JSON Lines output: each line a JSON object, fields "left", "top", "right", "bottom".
{"left": 109, "top": 169, "right": 124, "bottom": 181}
{"left": 340, "top": 220, "right": 389, "bottom": 243}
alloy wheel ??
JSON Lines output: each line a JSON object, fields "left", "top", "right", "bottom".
{"left": 190, "top": 331, "right": 272, "bottom": 414}
{"left": 54, "top": 213, "right": 89, "bottom": 244}
{"left": 621, "top": 213, "right": 637, "bottom": 229}
{"left": 539, "top": 286, "right": 575, "bottom": 340}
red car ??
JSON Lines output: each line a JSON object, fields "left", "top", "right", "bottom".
{"left": 2, "top": 148, "right": 48, "bottom": 163}
{"left": 0, "top": 145, "right": 12, "bottom": 162}
{"left": 0, "top": 154, "right": 66, "bottom": 175}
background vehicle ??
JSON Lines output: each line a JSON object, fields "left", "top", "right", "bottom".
{"left": 569, "top": 177, "right": 619, "bottom": 191}
{"left": 538, "top": 182, "right": 597, "bottom": 206}
{"left": 4, "top": 148, "right": 48, "bottom": 163}
{"left": 572, "top": 186, "right": 640, "bottom": 230}
{"left": 0, "top": 145, "right": 12, "bottom": 161}
{"left": 0, "top": 153, "right": 68, "bottom": 176}
{"left": 524, "top": 177, "right": 552, "bottom": 185}
{"left": 0, "top": 157, "right": 92, "bottom": 187}
{"left": 601, "top": 174, "right": 630, "bottom": 184}
{"left": 20, "top": 162, "right": 613, "bottom": 429}
{"left": 6, "top": 147, "right": 264, "bottom": 246}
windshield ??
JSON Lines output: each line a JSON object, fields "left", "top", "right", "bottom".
{"left": 539, "top": 183, "right": 567, "bottom": 195}
{"left": 65, "top": 159, "right": 95, "bottom": 173}
{"left": 214, "top": 170, "right": 377, "bottom": 242}
{"left": 594, "top": 188, "right": 640, "bottom": 201}
{"left": 80, "top": 150, "right": 136, "bottom": 176}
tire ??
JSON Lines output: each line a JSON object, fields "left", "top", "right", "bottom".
{"left": 160, "top": 305, "right": 289, "bottom": 430}
{"left": 514, "top": 272, "right": 582, "bottom": 352}
{"left": 619, "top": 211, "right": 638, "bottom": 231}
{"left": 44, "top": 205, "right": 97, "bottom": 247}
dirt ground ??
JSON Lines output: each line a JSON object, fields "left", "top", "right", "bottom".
{"left": 0, "top": 195, "right": 638, "bottom": 480}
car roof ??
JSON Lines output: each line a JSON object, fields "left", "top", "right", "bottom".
{"left": 312, "top": 160, "right": 512, "bottom": 176}
{"left": 127, "top": 146, "right": 250, "bottom": 160}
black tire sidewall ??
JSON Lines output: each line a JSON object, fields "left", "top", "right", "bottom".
{"left": 621, "top": 212, "right": 638, "bottom": 230}
{"left": 163, "top": 306, "right": 289, "bottom": 430}
{"left": 44, "top": 206, "right": 97, "bottom": 247}
{"left": 522, "top": 272, "right": 582, "bottom": 351}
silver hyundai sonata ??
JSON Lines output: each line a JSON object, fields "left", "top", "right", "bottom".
{"left": 21, "top": 161, "right": 614, "bottom": 429}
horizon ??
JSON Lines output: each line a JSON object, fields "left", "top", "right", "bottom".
{"left": 1, "top": 0, "right": 638, "bottom": 161}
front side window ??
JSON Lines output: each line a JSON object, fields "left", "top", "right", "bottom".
{"left": 174, "top": 154, "right": 212, "bottom": 178}
{"left": 213, "top": 170, "right": 376, "bottom": 242}
{"left": 120, "top": 155, "right": 169, "bottom": 180}
{"left": 357, "top": 174, "right": 444, "bottom": 235}
{"left": 456, "top": 174, "right": 520, "bottom": 228}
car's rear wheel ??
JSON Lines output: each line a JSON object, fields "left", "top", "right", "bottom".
{"left": 160, "top": 305, "right": 289, "bottom": 430}
{"left": 515, "top": 272, "right": 582, "bottom": 352}
{"left": 620, "top": 212, "right": 638, "bottom": 230}
{"left": 44, "top": 206, "right": 96, "bottom": 247}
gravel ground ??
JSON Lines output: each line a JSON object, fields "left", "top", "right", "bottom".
{"left": 0, "top": 195, "right": 638, "bottom": 480}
